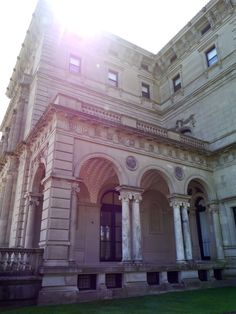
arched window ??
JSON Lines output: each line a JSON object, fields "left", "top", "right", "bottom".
{"left": 100, "top": 190, "right": 122, "bottom": 262}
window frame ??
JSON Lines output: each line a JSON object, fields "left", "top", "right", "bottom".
{"left": 205, "top": 45, "right": 218, "bottom": 67}
{"left": 172, "top": 74, "right": 181, "bottom": 92}
{"left": 141, "top": 82, "right": 150, "bottom": 99}
{"left": 108, "top": 69, "right": 119, "bottom": 87}
{"left": 69, "top": 55, "right": 81, "bottom": 73}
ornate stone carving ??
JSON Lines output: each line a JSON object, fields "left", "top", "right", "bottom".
{"left": 126, "top": 156, "right": 138, "bottom": 171}
{"left": 174, "top": 166, "right": 184, "bottom": 181}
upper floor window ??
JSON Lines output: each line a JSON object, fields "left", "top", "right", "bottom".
{"left": 232, "top": 207, "right": 236, "bottom": 227}
{"left": 173, "top": 74, "right": 181, "bottom": 92}
{"left": 170, "top": 54, "right": 177, "bottom": 64}
{"left": 206, "top": 46, "right": 218, "bottom": 67}
{"left": 69, "top": 55, "right": 81, "bottom": 73}
{"left": 108, "top": 70, "right": 118, "bottom": 87}
{"left": 141, "top": 63, "right": 149, "bottom": 71}
{"left": 141, "top": 82, "right": 150, "bottom": 98}
{"left": 201, "top": 23, "right": 211, "bottom": 36}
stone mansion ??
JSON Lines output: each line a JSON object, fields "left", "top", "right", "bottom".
{"left": 0, "top": 0, "right": 236, "bottom": 305}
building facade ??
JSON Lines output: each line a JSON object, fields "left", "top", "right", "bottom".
{"left": 0, "top": 0, "right": 236, "bottom": 305}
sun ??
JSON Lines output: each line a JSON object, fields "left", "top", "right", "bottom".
{"left": 47, "top": 0, "right": 108, "bottom": 38}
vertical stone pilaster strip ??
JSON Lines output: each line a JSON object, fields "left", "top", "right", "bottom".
{"left": 171, "top": 200, "right": 185, "bottom": 262}
{"left": 25, "top": 197, "right": 37, "bottom": 248}
{"left": 132, "top": 193, "right": 143, "bottom": 262}
{"left": 0, "top": 174, "right": 13, "bottom": 246}
{"left": 182, "top": 202, "right": 193, "bottom": 260}
{"left": 119, "top": 192, "right": 132, "bottom": 263}
{"left": 209, "top": 203, "right": 225, "bottom": 260}
{"left": 69, "top": 182, "right": 80, "bottom": 262}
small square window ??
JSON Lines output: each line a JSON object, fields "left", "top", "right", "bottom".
{"left": 141, "top": 63, "right": 149, "bottom": 71}
{"left": 173, "top": 74, "right": 181, "bottom": 92}
{"left": 141, "top": 82, "right": 150, "bottom": 98}
{"left": 206, "top": 46, "right": 218, "bottom": 67}
{"left": 69, "top": 55, "right": 81, "bottom": 73}
{"left": 108, "top": 70, "right": 118, "bottom": 87}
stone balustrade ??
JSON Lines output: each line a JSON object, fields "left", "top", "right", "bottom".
{"left": 0, "top": 248, "right": 43, "bottom": 275}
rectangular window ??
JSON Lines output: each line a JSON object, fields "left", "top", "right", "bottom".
{"left": 170, "top": 54, "right": 177, "bottom": 64}
{"left": 141, "top": 63, "right": 149, "bottom": 71}
{"left": 206, "top": 46, "right": 218, "bottom": 67}
{"left": 141, "top": 82, "right": 150, "bottom": 98}
{"left": 173, "top": 74, "right": 181, "bottom": 92}
{"left": 201, "top": 23, "right": 211, "bottom": 36}
{"left": 69, "top": 55, "right": 81, "bottom": 73}
{"left": 108, "top": 70, "right": 118, "bottom": 87}
{"left": 232, "top": 207, "right": 236, "bottom": 226}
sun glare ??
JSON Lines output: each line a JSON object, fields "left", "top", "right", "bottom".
{"left": 47, "top": 0, "right": 107, "bottom": 38}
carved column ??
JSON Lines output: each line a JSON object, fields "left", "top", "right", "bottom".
{"left": 181, "top": 201, "right": 193, "bottom": 261}
{"left": 119, "top": 191, "right": 132, "bottom": 263}
{"left": 209, "top": 202, "right": 225, "bottom": 260}
{"left": 69, "top": 182, "right": 80, "bottom": 262}
{"left": 131, "top": 192, "right": 143, "bottom": 263}
{"left": 170, "top": 198, "right": 185, "bottom": 262}
{"left": 25, "top": 195, "right": 39, "bottom": 248}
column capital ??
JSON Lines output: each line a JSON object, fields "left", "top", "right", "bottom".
{"left": 169, "top": 194, "right": 191, "bottom": 208}
{"left": 208, "top": 201, "right": 219, "bottom": 213}
{"left": 116, "top": 185, "right": 143, "bottom": 201}
{"left": 71, "top": 182, "right": 80, "bottom": 195}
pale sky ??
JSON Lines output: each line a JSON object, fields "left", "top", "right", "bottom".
{"left": 0, "top": 0, "right": 209, "bottom": 126}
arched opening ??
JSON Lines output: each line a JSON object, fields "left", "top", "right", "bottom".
{"left": 140, "top": 170, "right": 175, "bottom": 264}
{"left": 100, "top": 190, "right": 122, "bottom": 262}
{"left": 75, "top": 157, "right": 121, "bottom": 264}
{"left": 27, "top": 163, "right": 45, "bottom": 248}
{"left": 187, "top": 180, "right": 213, "bottom": 260}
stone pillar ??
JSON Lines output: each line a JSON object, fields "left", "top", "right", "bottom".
{"left": 25, "top": 195, "right": 38, "bottom": 248}
{"left": 209, "top": 202, "right": 225, "bottom": 260}
{"left": 131, "top": 193, "right": 143, "bottom": 263}
{"left": 181, "top": 201, "right": 193, "bottom": 261}
{"left": 7, "top": 110, "right": 17, "bottom": 151}
{"left": 170, "top": 198, "right": 185, "bottom": 262}
{"left": 69, "top": 182, "right": 80, "bottom": 262}
{"left": 119, "top": 191, "right": 132, "bottom": 263}
{"left": 0, "top": 174, "right": 13, "bottom": 246}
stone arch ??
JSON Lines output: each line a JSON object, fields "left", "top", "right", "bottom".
{"left": 186, "top": 177, "right": 216, "bottom": 261}
{"left": 184, "top": 174, "right": 216, "bottom": 201}
{"left": 139, "top": 168, "right": 176, "bottom": 264}
{"left": 25, "top": 163, "right": 45, "bottom": 248}
{"left": 137, "top": 165, "right": 175, "bottom": 194}
{"left": 74, "top": 153, "right": 128, "bottom": 186}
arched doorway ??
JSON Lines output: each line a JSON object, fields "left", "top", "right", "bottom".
{"left": 100, "top": 190, "right": 122, "bottom": 262}
{"left": 188, "top": 180, "right": 213, "bottom": 260}
{"left": 140, "top": 170, "right": 175, "bottom": 264}
{"left": 25, "top": 163, "right": 45, "bottom": 248}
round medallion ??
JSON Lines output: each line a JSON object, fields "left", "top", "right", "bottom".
{"left": 126, "top": 156, "right": 138, "bottom": 171}
{"left": 174, "top": 166, "right": 184, "bottom": 181}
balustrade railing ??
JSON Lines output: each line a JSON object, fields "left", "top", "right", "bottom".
{"left": 0, "top": 248, "right": 43, "bottom": 276}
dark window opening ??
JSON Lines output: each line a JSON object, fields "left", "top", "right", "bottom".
{"left": 141, "top": 82, "right": 150, "bottom": 98}
{"left": 147, "top": 272, "right": 160, "bottom": 285}
{"left": 232, "top": 207, "right": 236, "bottom": 226}
{"left": 173, "top": 74, "right": 181, "bottom": 92}
{"left": 141, "top": 63, "right": 149, "bottom": 71}
{"left": 214, "top": 269, "right": 223, "bottom": 280}
{"left": 198, "top": 270, "right": 208, "bottom": 281}
{"left": 69, "top": 55, "right": 81, "bottom": 73}
{"left": 106, "top": 273, "right": 122, "bottom": 288}
{"left": 201, "top": 23, "right": 211, "bottom": 35}
{"left": 100, "top": 191, "right": 122, "bottom": 262}
{"left": 78, "top": 274, "right": 96, "bottom": 290}
{"left": 167, "top": 271, "right": 179, "bottom": 284}
{"left": 206, "top": 46, "right": 218, "bottom": 67}
{"left": 170, "top": 54, "right": 177, "bottom": 64}
{"left": 108, "top": 70, "right": 118, "bottom": 87}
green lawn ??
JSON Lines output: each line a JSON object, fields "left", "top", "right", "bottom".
{"left": 1, "top": 287, "right": 236, "bottom": 314}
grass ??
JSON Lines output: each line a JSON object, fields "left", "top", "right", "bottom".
{"left": 1, "top": 287, "right": 236, "bottom": 314}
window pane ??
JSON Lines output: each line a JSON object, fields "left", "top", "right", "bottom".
{"left": 70, "top": 57, "right": 80, "bottom": 66}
